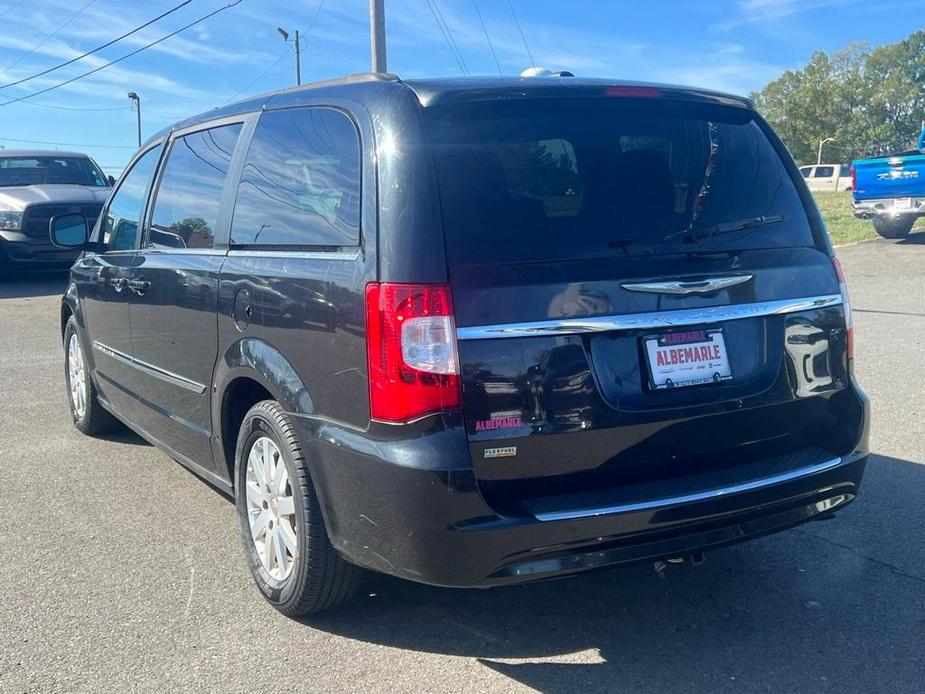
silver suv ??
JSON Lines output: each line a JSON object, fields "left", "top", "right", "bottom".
{"left": 0, "top": 150, "right": 111, "bottom": 275}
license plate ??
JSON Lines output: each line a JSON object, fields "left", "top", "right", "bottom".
{"left": 895, "top": 197, "right": 913, "bottom": 210}
{"left": 644, "top": 329, "right": 732, "bottom": 390}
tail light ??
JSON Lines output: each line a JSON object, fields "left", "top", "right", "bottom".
{"left": 365, "top": 283, "right": 461, "bottom": 422}
{"left": 832, "top": 257, "right": 853, "bottom": 361}
{"left": 850, "top": 165, "right": 857, "bottom": 192}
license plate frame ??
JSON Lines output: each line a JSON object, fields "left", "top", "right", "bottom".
{"left": 643, "top": 328, "right": 733, "bottom": 391}
{"left": 895, "top": 197, "right": 913, "bottom": 210}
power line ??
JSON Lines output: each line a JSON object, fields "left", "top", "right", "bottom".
{"left": 0, "top": 0, "right": 98, "bottom": 80}
{"left": 14, "top": 100, "right": 130, "bottom": 112}
{"left": 0, "top": 1, "right": 244, "bottom": 108}
{"left": 424, "top": 0, "right": 468, "bottom": 75}
{"left": 507, "top": 0, "right": 535, "bottom": 68}
{"left": 431, "top": 1, "right": 469, "bottom": 75}
{"left": 0, "top": 0, "right": 193, "bottom": 91}
{"left": 220, "top": 0, "right": 326, "bottom": 106}
{"left": 0, "top": 0, "right": 28, "bottom": 21}
{"left": 0, "top": 135, "right": 135, "bottom": 149}
{"left": 221, "top": 48, "right": 288, "bottom": 106}
{"left": 471, "top": 0, "right": 502, "bottom": 75}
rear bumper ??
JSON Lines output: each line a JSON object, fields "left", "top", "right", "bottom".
{"left": 852, "top": 197, "right": 925, "bottom": 219}
{"left": 300, "top": 401, "right": 870, "bottom": 588}
{"left": 0, "top": 231, "right": 79, "bottom": 267}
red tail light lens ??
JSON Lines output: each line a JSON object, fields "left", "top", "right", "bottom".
{"left": 365, "top": 283, "right": 461, "bottom": 422}
{"left": 832, "top": 257, "right": 853, "bottom": 361}
{"left": 850, "top": 165, "right": 857, "bottom": 192}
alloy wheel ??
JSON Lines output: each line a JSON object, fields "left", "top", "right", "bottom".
{"left": 67, "top": 333, "right": 87, "bottom": 419}
{"left": 245, "top": 436, "right": 298, "bottom": 581}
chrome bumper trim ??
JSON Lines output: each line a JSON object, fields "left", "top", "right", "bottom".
{"left": 456, "top": 294, "right": 843, "bottom": 340}
{"left": 534, "top": 456, "right": 844, "bottom": 522}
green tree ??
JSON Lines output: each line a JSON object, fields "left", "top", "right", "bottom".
{"left": 752, "top": 31, "right": 925, "bottom": 164}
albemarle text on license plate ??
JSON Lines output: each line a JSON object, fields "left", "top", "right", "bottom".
{"left": 645, "top": 329, "right": 733, "bottom": 389}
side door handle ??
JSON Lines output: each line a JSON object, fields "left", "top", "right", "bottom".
{"left": 110, "top": 277, "right": 128, "bottom": 292}
{"left": 125, "top": 278, "right": 150, "bottom": 296}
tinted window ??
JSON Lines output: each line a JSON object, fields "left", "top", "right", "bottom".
{"left": 230, "top": 108, "right": 360, "bottom": 247}
{"left": 813, "top": 166, "right": 835, "bottom": 178}
{"left": 840, "top": 165, "right": 851, "bottom": 177}
{"left": 427, "top": 98, "right": 817, "bottom": 263}
{"left": 147, "top": 123, "right": 241, "bottom": 250}
{"left": 800, "top": 167, "right": 812, "bottom": 178}
{"left": 100, "top": 145, "right": 162, "bottom": 251}
{"left": 0, "top": 156, "right": 107, "bottom": 187}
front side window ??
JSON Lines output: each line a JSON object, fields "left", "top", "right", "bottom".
{"left": 100, "top": 145, "right": 163, "bottom": 251}
{"left": 147, "top": 123, "right": 242, "bottom": 250}
{"left": 0, "top": 156, "right": 107, "bottom": 187}
{"left": 230, "top": 108, "right": 360, "bottom": 247}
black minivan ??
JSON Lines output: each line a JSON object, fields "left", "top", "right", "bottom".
{"left": 53, "top": 75, "right": 869, "bottom": 615}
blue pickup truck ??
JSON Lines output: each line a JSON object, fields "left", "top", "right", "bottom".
{"left": 852, "top": 127, "right": 925, "bottom": 238}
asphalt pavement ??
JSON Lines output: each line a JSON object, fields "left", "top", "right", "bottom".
{"left": 0, "top": 234, "right": 923, "bottom": 693}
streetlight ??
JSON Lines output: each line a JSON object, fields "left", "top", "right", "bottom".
{"left": 127, "top": 92, "right": 141, "bottom": 148}
{"left": 817, "top": 136, "right": 835, "bottom": 166}
{"left": 277, "top": 26, "right": 301, "bottom": 86}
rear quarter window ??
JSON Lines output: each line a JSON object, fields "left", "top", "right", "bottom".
{"left": 427, "top": 98, "right": 817, "bottom": 265}
{"left": 230, "top": 107, "right": 360, "bottom": 248}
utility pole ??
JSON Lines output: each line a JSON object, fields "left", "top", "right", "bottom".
{"left": 370, "top": 0, "right": 387, "bottom": 73}
{"left": 295, "top": 30, "right": 301, "bottom": 85}
{"left": 817, "top": 136, "right": 835, "bottom": 166}
{"left": 277, "top": 27, "right": 301, "bottom": 86}
{"left": 127, "top": 92, "right": 141, "bottom": 148}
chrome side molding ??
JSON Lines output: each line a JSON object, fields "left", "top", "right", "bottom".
{"left": 456, "top": 294, "right": 842, "bottom": 341}
{"left": 622, "top": 274, "right": 753, "bottom": 295}
{"left": 533, "top": 456, "right": 844, "bottom": 521}
{"left": 93, "top": 341, "right": 207, "bottom": 394}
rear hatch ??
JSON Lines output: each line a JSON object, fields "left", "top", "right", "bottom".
{"left": 426, "top": 93, "right": 861, "bottom": 516}
{"left": 853, "top": 152, "right": 925, "bottom": 200}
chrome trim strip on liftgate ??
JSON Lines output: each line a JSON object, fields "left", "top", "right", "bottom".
{"left": 534, "top": 456, "right": 845, "bottom": 521}
{"left": 456, "top": 294, "right": 843, "bottom": 341}
{"left": 92, "top": 341, "right": 207, "bottom": 394}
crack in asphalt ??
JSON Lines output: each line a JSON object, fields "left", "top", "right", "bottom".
{"left": 793, "top": 527, "right": 925, "bottom": 586}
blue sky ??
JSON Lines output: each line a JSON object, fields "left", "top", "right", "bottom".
{"left": 0, "top": 0, "right": 921, "bottom": 174}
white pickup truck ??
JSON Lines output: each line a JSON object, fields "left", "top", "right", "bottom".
{"left": 799, "top": 164, "right": 853, "bottom": 191}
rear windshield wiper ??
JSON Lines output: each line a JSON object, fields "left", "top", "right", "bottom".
{"left": 685, "top": 214, "right": 786, "bottom": 242}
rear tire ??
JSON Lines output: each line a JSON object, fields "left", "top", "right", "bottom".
{"left": 234, "top": 400, "right": 360, "bottom": 616}
{"left": 63, "top": 317, "right": 120, "bottom": 435}
{"left": 873, "top": 216, "right": 914, "bottom": 239}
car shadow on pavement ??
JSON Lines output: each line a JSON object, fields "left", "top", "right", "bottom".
{"left": 305, "top": 452, "right": 925, "bottom": 693}
{"left": 898, "top": 229, "right": 925, "bottom": 245}
{"left": 0, "top": 273, "right": 69, "bottom": 299}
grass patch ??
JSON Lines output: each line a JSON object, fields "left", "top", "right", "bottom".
{"left": 812, "top": 191, "right": 877, "bottom": 246}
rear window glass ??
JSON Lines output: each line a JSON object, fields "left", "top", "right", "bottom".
{"left": 427, "top": 98, "right": 816, "bottom": 264}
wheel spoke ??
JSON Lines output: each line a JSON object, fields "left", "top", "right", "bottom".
{"left": 249, "top": 509, "right": 271, "bottom": 541}
{"left": 276, "top": 495, "right": 295, "bottom": 517}
{"left": 245, "top": 481, "right": 264, "bottom": 509}
{"left": 271, "top": 527, "right": 287, "bottom": 575}
{"left": 278, "top": 518, "right": 298, "bottom": 557}
{"left": 249, "top": 443, "right": 267, "bottom": 488}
